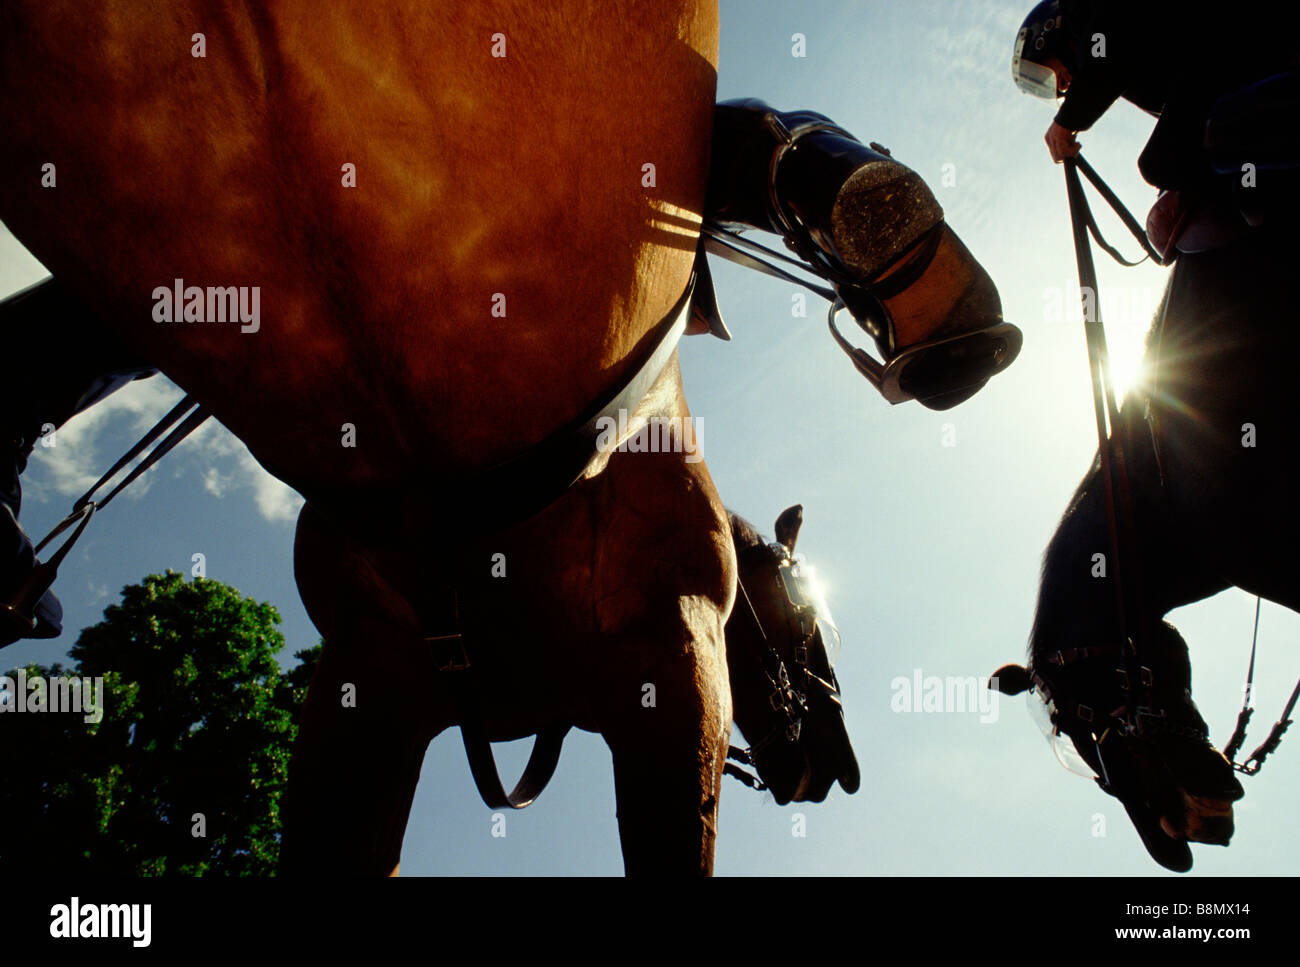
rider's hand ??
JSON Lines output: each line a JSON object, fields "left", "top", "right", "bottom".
{"left": 1045, "top": 121, "right": 1081, "bottom": 163}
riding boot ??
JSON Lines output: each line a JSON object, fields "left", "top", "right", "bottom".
{"left": 706, "top": 98, "right": 944, "bottom": 282}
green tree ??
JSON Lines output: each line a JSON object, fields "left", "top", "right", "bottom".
{"left": 0, "top": 572, "right": 320, "bottom": 875}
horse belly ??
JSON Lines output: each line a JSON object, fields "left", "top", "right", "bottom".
{"left": 0, "top": 0, "right": 718, "bottom": 491}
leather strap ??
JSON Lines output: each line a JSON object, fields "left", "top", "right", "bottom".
{"left": 5, "top": 395, "right": 209, "bottom": 632}
{"left": 424, "top": 589, "right": 573, "bottom": 811}
{"left": 1070, "top": 154, "right": 1169, "bottom": 267}
{"left": 1064, "top": 156, "right": 1150, "bottom": 727}
{"left": 460, "top": 716, "right": 572, "bottom": 810}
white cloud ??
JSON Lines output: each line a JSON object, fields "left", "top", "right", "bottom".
{"left": 202, "top": 467, "right": 228, "bottom": 498}
{"left": 25, "top": 375, "right": 303, "bottom": 525}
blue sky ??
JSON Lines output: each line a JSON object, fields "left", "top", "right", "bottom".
{"left": 4, "top": 0, "right": 1297, "bottom": 876}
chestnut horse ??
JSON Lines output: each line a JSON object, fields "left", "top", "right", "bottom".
{"left": 2, "top": 1, "right": 998, "bottom": 873}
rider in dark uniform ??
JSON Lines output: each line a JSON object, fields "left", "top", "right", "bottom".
{"left": 1014, "top": 0, "right": 1300, "bottom": 192}
{"left": 0, "top": 280, "right": 156, "bottom": 645}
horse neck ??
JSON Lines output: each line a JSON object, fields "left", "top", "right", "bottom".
{"left": 1029, "top": 463, "right": 1130, "bottom": 663}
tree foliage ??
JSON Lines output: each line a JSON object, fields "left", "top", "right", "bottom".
{"left": 0, "top": 572, "right": 320, "bottom": 875}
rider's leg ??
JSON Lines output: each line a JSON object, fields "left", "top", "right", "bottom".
{"left": 705, "top": 98, "right": 944, "bottom": 281}
{"left": 0, "top": 278, "right": 157, "bottom": 646}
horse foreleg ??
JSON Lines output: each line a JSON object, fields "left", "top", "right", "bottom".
{"left": 603, "top": 608, "right": 731, "bottom": 876}
{"left": 279, "top": 629, "right": 439, "bottom": 876}
{"left": 589, "top": 435, "right": 735, "bottom": 875}
{"left": 281, "top": 503, "right": 445, "bottom": 876}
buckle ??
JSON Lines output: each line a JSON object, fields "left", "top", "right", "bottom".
{"left": 1076, "top": 703, "right": 1094, "bottom": 723}
{"left": 427, "top": 633, "right": 470, "bottom": 672}
{"left": 1133, "top": 706, "right": 1168, "bottom": 734}
{"left": 762, "top": 111, "right": 794, "bottom": 144}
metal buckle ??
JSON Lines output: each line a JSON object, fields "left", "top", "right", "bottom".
{"left": 794, "top": 638, "right": 810, "bottom": 667}
{"left": 1076, "top": 703, "right": 1094, "bottom": 723}
{"left": 1133, "top": 706, "right": 1167, "bottom": 734}
{"left": 427, "top": 633, "right": 470, "bottom": 672}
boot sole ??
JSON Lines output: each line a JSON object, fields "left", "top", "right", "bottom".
{"left": 829, "top": 161, "right": 945, "bottom": 281}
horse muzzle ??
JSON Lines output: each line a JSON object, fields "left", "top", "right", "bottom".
{"left": 1101, "top": 729, "right": 1245, "bottom": 870}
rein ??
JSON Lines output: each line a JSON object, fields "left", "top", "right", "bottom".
{"left": 1060, "top": 154, "right": 1297, "bottom": 776}
{"left": 0, "top": 395, "right": 209, "bottom": 636}
{"left": 1062, "top": 154, "right": 1153, "bottom": 733}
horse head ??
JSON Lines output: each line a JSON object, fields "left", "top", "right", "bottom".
{"left": 991, "top": 620, "right": 1244, "bottom": 872}
{"left": 726, "top": 505, "right": 860, "bottom": 804}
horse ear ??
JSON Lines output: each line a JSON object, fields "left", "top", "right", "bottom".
{"left": 774, "top": 504, "right": 803, "bottom": 553}
{"left": 989, "top": 663, "right": 1032, "bottom": 695}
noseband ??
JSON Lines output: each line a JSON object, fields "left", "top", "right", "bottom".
{"left": 1027, "top": 635, "right": 1227, "bottom": 806}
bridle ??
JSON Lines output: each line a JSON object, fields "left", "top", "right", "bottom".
{"left": 1027, "top": 640, "right": 1211, "bottom": 796}
{"left": 1058, "top": 153, "right": 1298, "bottom": 778}
{"left": 701, "top": 114, "right": 1021, "bottom": 407}
{"left": 723, "top": 539, "right": 845, "bottom": 792}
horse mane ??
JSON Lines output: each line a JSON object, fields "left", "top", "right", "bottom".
{"left": 1027, "top": 452, "right": 1101, "bottom": 660}
{"left": 1027, "top": 265, "right": 1180, "bottom": 659}
{"left": 728, "top": 511, "right": 764, "bottom": 555}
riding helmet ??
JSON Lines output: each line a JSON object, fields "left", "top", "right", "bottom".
{"left": 1011, "top": 0, "right": 1070, "bottom": 99}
